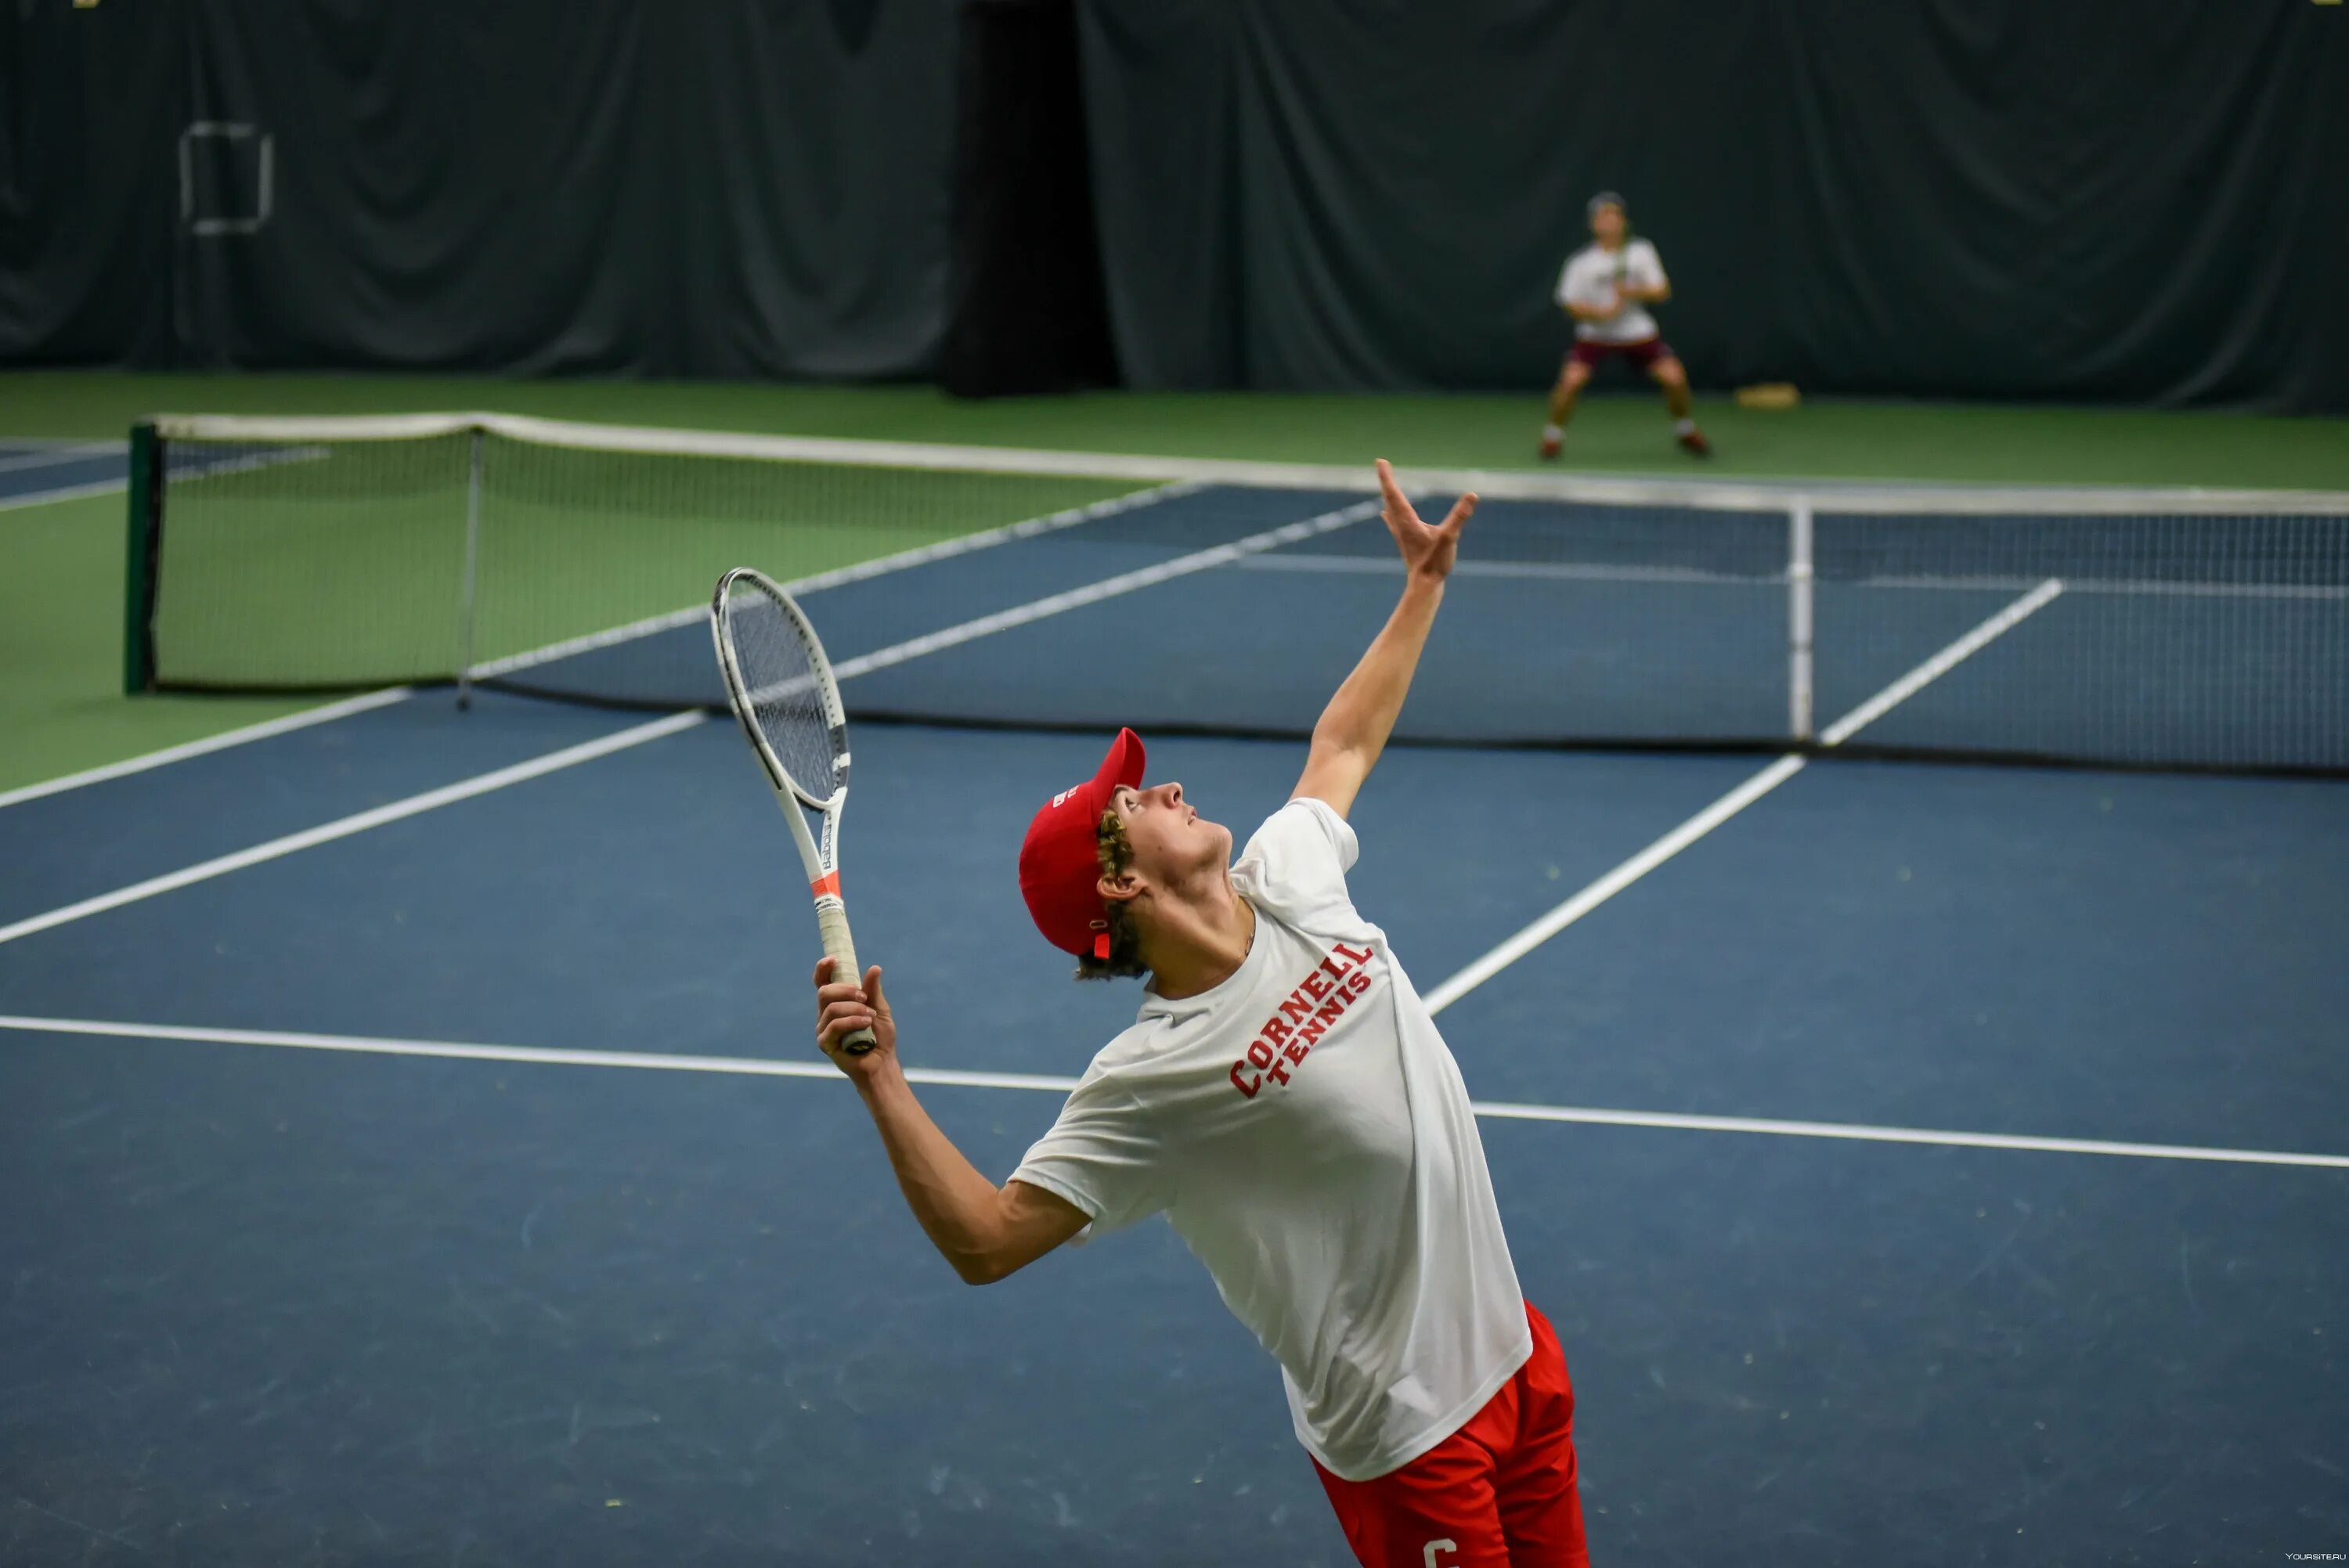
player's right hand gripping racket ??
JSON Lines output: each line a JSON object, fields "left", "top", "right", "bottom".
{"left": 709, "top": 568, "right": 875, "bottom": 1055}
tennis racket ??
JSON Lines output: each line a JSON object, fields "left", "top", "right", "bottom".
{"left": 709, "top": 568, "right": 875, "bottom": 1055}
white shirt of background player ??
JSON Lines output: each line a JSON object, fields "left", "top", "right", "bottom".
{"left": 1555, "top": 236, "right": 1668, "bottom": 344}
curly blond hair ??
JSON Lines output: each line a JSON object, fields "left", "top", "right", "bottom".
{"left": 1073, "top": 809, "right": 1149, "bottom": 981}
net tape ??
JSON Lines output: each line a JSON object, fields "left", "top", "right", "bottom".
{"left": 148, "top": 412, "right": 2349, "bottom": 518}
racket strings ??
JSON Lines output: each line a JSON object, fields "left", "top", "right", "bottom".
{"left": 723, "top": 584, "right": 844, "bottom": 800}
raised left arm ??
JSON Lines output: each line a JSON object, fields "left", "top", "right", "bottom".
{"left": 1292, "top": 460, "right": 1475, "bottom": 817}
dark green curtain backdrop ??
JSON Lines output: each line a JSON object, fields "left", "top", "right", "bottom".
{"left": 0, "top": 1, "right": 181, "bottom": 365}
{"left": 1078, "top": 0, "right": 2349, "bottom": 412}
{"left": 4, "top": 1, "right": 2344, "bottom": 409}
{"left": 2, "top": 0, "right": 953, "bottom": 379}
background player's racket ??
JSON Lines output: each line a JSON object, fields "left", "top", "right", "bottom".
{"left": 709, "top": 568, "right": 875, "bottom": 1055}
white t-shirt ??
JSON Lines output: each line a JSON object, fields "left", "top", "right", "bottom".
{"left": 1012, "top": 798, "right": 1531, "bottom": 1483}
{"left": 1556, "top": 236, "right": 1667, "bottom": 343}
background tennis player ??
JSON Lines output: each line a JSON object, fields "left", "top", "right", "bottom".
{"left": 813, "top": 460, "right": 1588, "bottom": 1567}
{"left": 1542, "top": 191, "right": 1709, "bottom": 461}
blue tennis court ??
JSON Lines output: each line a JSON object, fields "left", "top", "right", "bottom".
{"left": 5, "top": 471, "right": 2346, "bottom": 1566}
{"left": 0, "top": 441, "right": 132, "bottom": 511}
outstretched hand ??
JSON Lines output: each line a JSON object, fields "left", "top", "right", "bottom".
{"left": 1374, "top": 458, "right": 1476, "bottom": 582}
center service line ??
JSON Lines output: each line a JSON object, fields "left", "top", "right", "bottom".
{"left": 1422, "top": 579, "right": 2065, "bottom": 1015}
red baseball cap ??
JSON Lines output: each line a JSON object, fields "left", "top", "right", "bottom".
{"left": 1019, "top": 727, "right": 1146, "bottom": 958}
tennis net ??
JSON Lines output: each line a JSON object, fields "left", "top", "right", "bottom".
{"left": 126, "top": 413, "right": 2349, "bottom": 775}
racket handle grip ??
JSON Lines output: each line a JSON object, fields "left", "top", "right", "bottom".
{"left": 816, "top": 898, "right": 876, "bottom": 1056}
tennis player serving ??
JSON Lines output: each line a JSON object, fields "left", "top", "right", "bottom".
{"left": 813, "top": 460, "right": 1586, "bottom": 1568}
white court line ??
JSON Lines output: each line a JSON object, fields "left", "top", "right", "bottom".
{"left": 5, "top": 1012, "right": 2342, "bottom": 1172}
{"left": 1817, "top": 579, "right": 2064, "bottom": 746}
{"left": 4, "top": 476, "right": 1203, "bottom": 807}
{"left": 1422, "top": 757, "right": 1809, "bottom": 1014}
{"left": 1240, "top": 553, "right": 2349, "bottom": 601}
{"left": 0, "top": 712, "right": 709, "bottom": 947}
{"left": 0, "top": 689, "right": 416, "bottom": 812}
{"left": 0, "top": 445, "right": 327, "bottom": 518}
{"left": 0, "top": 1013, "right": 1082, "bottom": 1094}
{"left": 1465, "top": 1098, "right": 2349, "bottom": 1171}
{"left": 1242, "top": 554, "right": 1781, "bottom": 588}
{"left": 659, "top": 493, "right": 1378, "bottom": 710}
{"left": 1422, "top": 579, "right": 2066, "bottom": 1015}
{"left": 471, "top": 480, "right": 1196, "bottom": 683}
{"left": 0, "top": 501, "right": 1383, "bottom": 945}
{"left": 825, "top": 497, "right": 1380, "bottom": 681}
{"left": 0, "top": 477, "right": 128, "bottom": 514}
{"left": 0, "top": 442, "right": 117, "bottom": 475}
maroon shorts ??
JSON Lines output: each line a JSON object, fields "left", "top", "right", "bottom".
{"left": 1312, "top": 1301, "right": 1588, "bottom": 1568}
{"left": 1569, "top": 335, "right": 1671, "bottom": 371}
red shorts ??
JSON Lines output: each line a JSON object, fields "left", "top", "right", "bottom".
{"left": 1312, "top": 1302, "right": 1588, "bottom": 1568}
{"left": 1568, "top": 335, "right": 1670, "bottom": 371}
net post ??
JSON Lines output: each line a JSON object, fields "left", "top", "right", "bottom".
{"left": 121, "top": 420, "right": 164, "bottom": 694}
{"left": 1787, "top": 497, "right": 1815, "bottom": 741}
{"left": 454, "top": 427, "right": 484, "bottom": 710}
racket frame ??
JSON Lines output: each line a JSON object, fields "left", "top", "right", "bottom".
{"left": 709, "top": 567, "right": 875, "bottom": 1054}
